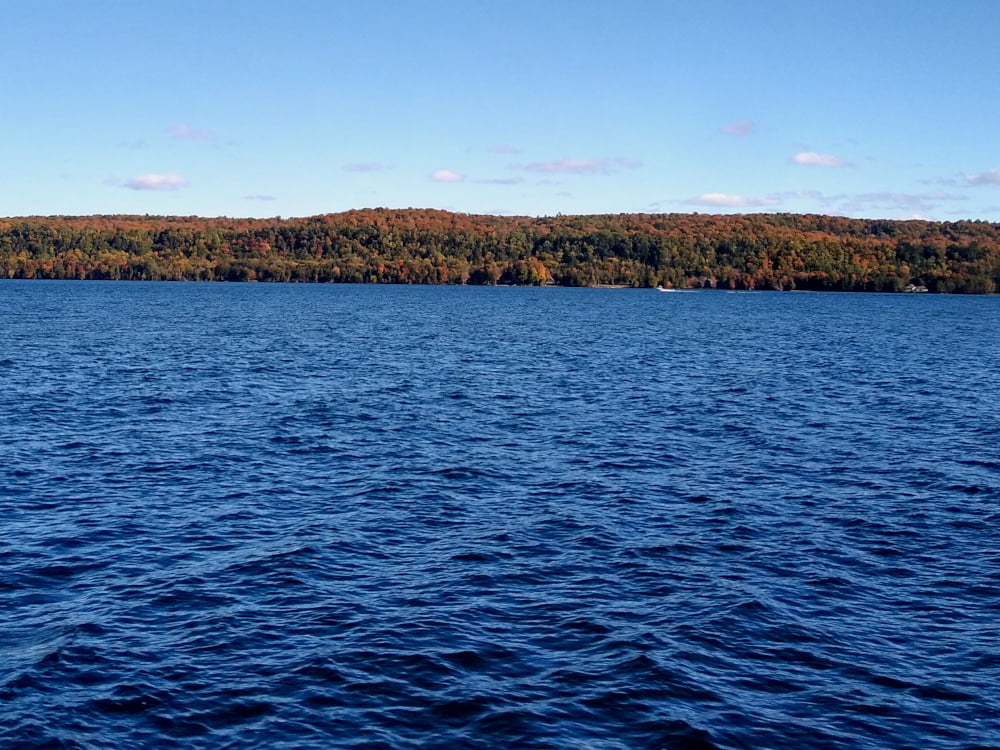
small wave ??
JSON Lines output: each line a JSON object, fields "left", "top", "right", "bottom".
{"left": 3, "top": 284, "right": 998, "bottom": 749}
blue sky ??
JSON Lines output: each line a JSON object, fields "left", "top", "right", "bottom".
{"left": 3, "top": 0, "right": 999, "bottom": 220}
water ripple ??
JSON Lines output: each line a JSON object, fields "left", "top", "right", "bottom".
{"left": 1, "top": 283, "right": 998, "bottom": 749}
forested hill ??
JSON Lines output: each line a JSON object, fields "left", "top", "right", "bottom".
{"left": 2, "top": 209, "right": 999, "bottom": 292}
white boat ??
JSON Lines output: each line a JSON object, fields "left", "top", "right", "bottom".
{"left": 655, "top": 285, "right": 676, "bottom": 292}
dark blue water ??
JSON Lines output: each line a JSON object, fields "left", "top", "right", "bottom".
{"left": 1, "top": 281, "right": 998, "bottom": 749}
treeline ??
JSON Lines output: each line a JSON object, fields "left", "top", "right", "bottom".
{"left": 1, "top": 209, "right": 999, "bottom": 292}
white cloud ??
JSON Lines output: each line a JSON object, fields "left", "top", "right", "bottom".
{"left": 167, "top": 123, "right": 213, "bottom": 140}
{"left": 965, "top": 168, "right": 1000, "bottom": 185}
{"left": 523, "top": 157, "right": 642, "bottom": 174}
{"left": 791, "top": 152, "right": 851, "bottom": 168}
{"left": 430, "top": 169, "right": 465, "bottom": 182}
{"left": 685, "top": 192, "right": 780, "bottom": 208}
{"left": 125, "top": 173, "right": 189, "bottom": 191}
{"left": 721, "top": 119, "right": 754, "bottom": 136}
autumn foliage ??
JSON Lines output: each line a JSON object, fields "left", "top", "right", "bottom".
{"left": 1, "top": 209, "right": 999, "bottom": 292}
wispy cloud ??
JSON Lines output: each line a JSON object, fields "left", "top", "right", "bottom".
{"left": 670, "top": 188, "right": 967, "bottom": 219}
{"left": 965, "top": 167, "right": 1000, "bottom": 185}
{"left": 685, "top": 193, "right": 780, "bottom": 208}
{"left": 522, "top": 157, "right": 641, "bottom": 174}
{"left": 478, "top": 177, "right": 524, "bottom": 185}
{"left": 124, "top": 173, "right": 189, "bottom": 191}
{"left": 784, "top": 189, "right": 826, "bottom": 200}
{"left": 839, "top": 191, "right": 966, "bottom": 214}
{"left": 430, "top": 169, "right": 465, "bottom": 183}
{"left": 167, "top": 123, "right": 213, "bottom": 140}
{"left": 245, "top": 194, "right": 277, "bottom": 201}
{"left": 525, "top": 158, "right": 606, "bottom": 174}
{"left": 792, "top": 152, "right": 851, "bottom": 168}
{"left": 343, "top": 162, "right": 391, "bottom": 172}
{"left": 720, "top": 119, "right": 754, "bottom": 136}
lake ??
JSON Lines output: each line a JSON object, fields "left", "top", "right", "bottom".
{"left": 1, "top": 281, "right": 998, "bottom": 749}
